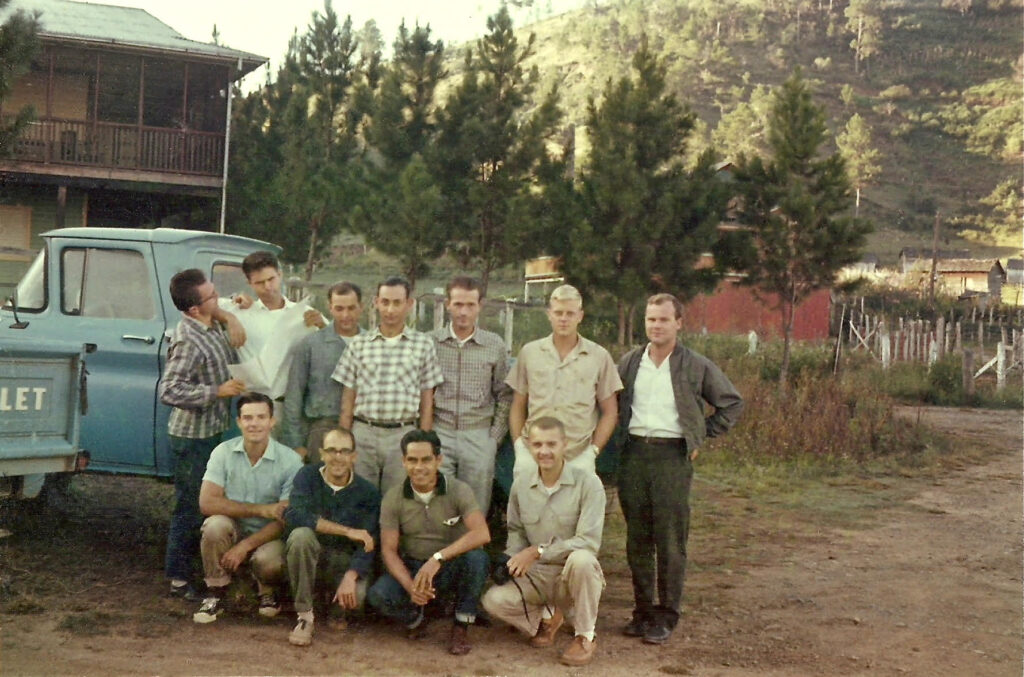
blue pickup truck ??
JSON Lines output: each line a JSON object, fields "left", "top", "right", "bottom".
{"left": 0, "top": 227, "right": 280, "bottom": 499}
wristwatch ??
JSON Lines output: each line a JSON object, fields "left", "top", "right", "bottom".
{"left": 536, "top": 544, "right": 546, "bottom": 558}
{"left": 432, "top": 551, "right": 445, "bottom": 563}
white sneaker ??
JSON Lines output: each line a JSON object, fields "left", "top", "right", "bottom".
{"left": 193, "top": 597, "right": 223, "bottom": 624}
{"left": 289, "top": 618, "right": 314, "bottom": 646}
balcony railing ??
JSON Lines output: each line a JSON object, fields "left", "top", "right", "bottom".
{"left": 4, "top": 116, "right": 225, "bottom": 177}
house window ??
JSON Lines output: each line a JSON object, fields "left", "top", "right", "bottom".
{"left": 0, "top": 205, "right": 32, "bottom": 261}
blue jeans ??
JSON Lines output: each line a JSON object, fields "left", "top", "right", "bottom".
{"left": 367, "top": 549, "right": 490, "bottom": 625}
{"left": 164, "top": 434, "right": 220, "bottom": 581}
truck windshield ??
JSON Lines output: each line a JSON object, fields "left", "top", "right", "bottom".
{"left": 11, "top": 249, "right": 46, "bottom": 311}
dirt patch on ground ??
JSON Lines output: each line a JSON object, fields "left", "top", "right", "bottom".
{"left": 1, "top": 406, "right": 1020, "bottom": 676}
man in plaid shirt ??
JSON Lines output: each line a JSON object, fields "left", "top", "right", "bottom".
{"left": 159, "top": 269, "right": 246, "bottom": 600}
{"left": 333, "top": 276, "right": 444, "bottom": 494}
{"left": 430, "top": 276, "right": 512, "bottom": 512}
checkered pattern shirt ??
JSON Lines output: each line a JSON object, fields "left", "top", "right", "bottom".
{"left": 430, "top": 325, "right": 512, "bottom": 440}
{"left": 159, "top": 316, "right": 238, "bottom": 439}
{"left": 332, "top": 326, "right": 444, "bottom": 422}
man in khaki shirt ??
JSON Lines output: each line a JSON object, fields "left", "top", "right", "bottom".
{"left": 507, "top": 285, "right": 622, "bottom": 476}
{"left": 482, "top": 417, "right": 606, "bottom": 666}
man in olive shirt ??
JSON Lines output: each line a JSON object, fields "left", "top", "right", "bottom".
{"left": 367, "top": 429, "right": 491, "bottom": 656}
{"left": 507, "top": 285, "right": 622, "bottom": 476}
{"left": 483, "top": 417, "right": 606, "bottom": 667}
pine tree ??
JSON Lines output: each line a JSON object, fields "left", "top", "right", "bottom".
{"left": 836, "top": 113, "right": 880, "bottom": 217}
{"left": 567, "top": 38, "right": 729, "bottom": 345}
{"left": 845, "top": 0, "right": 883, "bottom": 75}
{"left": 730, "top": 69, "right": 871, "bottom": 383}
{"left": 432, "top": 6, "right": 571, "bottom": 292}
{"left": 0, "top": 0, "right": 39, "bottom": 157}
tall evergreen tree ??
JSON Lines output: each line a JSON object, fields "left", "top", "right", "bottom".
{"left": 567, "top": 38, "right": 729, "bottom": 345}
{"left": 730, "top": 69, "right": 871, "bottom": 383}
{"left": 432, "top": 6, "right": 571, "bottom": 292}
{"left": 0, "top": 0, "right": 39, "bottom": 157}
{"left": 836, "top": 113, "right": 880, "bottom": 217}
{"left": 355, "top": 22, "right": 447, "bottom": 289}
{"left": 845, "top": 0, "right": 882, "bottom": 75}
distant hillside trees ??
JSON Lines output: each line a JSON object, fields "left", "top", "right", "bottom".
{"left": 844, "top": 0, "right": 883, "bottom": 74}
{"left": 565, "top": 39, "right": 729, "bottom": 345}
{"left": 730, "top": 70, "right": 870, "bottom": 383}
{"left": 0, "top": 0, "right": 39, "bottom": 157}
{"left": 836, "top": 113, "right": 880, "bottom": 217}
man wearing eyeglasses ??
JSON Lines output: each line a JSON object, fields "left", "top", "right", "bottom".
{"left": 282, "top": 428, "right": 380, "bottom": 647}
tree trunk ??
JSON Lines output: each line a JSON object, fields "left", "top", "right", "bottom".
{"left": 855, "top": 186, "right": 861, "bottom": 217}
{"left": 626, "top": 303, "right": 636, "bottom": 346}
{"left": 617, "top": 300, "right": 627, "bottom": 346}
{"left": 779, "top": 288, "right": 797, "bottom": 385}
{"left": 304, "top": 217, "right": 319, "bottom": 282}
{"left": 854, "top": 15, "right": 863, "bottom": 74}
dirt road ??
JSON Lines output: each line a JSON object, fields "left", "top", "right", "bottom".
{"left": 1, "top": 406, "right": 1020, "bottom": 676}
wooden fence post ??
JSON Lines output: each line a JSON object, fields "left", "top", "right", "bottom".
{"left": 936, "top": 316, "right": 946, "bottom": 358}
{"left": 997, "top": 342, "right": 1006, "bottom": 391}
{"left": 928, "top": 336, "right": 938, "bottom": 366}
{"left": 747, "top": 330, "right": 758, "bottom": 355}
{"left": 432, "top": 297, "right": 444, "bottom": 331}
{"left": 880, "top": 323, "right": 891, "bottom": 369}
{"left": 962, "top": 350, "right": 975, "bottom": 397}
{"left": 978, "top": 319, "right": 984, "bottom": 357}
{"left": 504, "top": 300, "right": 514, "bottom": 350}
{"left": 955, "top": 321, "right": 962, "bottom": 353}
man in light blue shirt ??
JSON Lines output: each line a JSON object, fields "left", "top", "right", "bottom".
{"left": 283, "top": 282, "right": 364, "bottom": 463}
{"left": 192, "top": 392, "right": 304, "bottom": 624}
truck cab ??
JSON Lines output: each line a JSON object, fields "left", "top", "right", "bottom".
{"left": 0, "top": 227, "right": 279, "bottom": 491}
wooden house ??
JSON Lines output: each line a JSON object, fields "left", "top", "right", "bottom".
{"left": 0, "top": 0, "right": 266, "bottom": 287}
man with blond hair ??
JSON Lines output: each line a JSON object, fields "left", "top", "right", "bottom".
{"left": 617, "top": 293, "right": 743, "bottom": 645}
{"left": 507, "top": 285, "right": 622, "bottom": 476}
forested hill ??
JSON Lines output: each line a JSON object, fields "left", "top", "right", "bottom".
{"left": 455, "top": 0, "right": 1021, "bottom": 254}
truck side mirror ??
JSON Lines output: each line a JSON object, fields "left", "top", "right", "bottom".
{"left": 5, "top": 293, "right": 28, "bottom": 329}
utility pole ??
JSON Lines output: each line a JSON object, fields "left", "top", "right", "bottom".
{"left": 928, "top": 210, "right": 940, "bottom": 305}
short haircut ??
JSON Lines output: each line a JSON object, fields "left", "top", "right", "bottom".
{"left": 647, "top": 293, "right": 685, "bottom": 319}
{"left": 236, "top": 391, "right": 274, "bottom": 417}
{"left": 549, "top": 284, "right": 583, "bottom": 308}
{"left": 169, "top": 268, "right": 206, "bottom": 312}
{"left": 328, "top": 281, "right": 363, "bottom": 304}
{"left": 527, "top": 416, "right": 566, "bottom": 439}
{"left": 445, "top": 275, "right": 484, "bottom": 301}
{"left": 377, "top": 276, "right": 412, "bottom": 299}
{"left": 322, "top": 427, "right": 356, "bottom": 452}
{"left": 242, "top": 251, "right": 280, "bottom": 279}
{"left": 400, "top": 428, "right": 441, "bottom": 456}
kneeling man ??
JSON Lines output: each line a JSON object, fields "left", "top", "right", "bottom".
{"left": 482, "top": 416, "right": 606, "bottom": 666}
{"left": 283, "top": 427, "right": 380, "bottom": 646}
{"left": 367, "top": 429, "right": 490, "bottom": 655}
{"left": 193, "top": 392, "right": 303, "bottom": 623}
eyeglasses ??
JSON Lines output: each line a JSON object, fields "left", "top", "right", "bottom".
{"left": 321, "top": 447, "right": 355, "bottom": 456}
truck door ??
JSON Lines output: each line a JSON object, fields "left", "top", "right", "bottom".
{"left": 57, "top": 241, "right": 164, "bottom": 473}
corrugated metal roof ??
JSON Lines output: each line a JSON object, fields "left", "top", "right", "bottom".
{"left": 1, "top": 0, "right": 266, "bottom": 74}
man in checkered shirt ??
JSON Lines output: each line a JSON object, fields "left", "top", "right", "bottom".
{"left": 430, "top": 276, "right": 512, "bottom": 512}
{"left": 333, "top": 276, "right": 444, "bottom": 494}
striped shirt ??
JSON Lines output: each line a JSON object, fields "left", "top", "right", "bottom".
{"left": 430, "top": 325, "right": 512, "bottom": 440}
{"left": 332, "top": 326, "right": 444, "bottom": 422}
{"left": 159, "top": 316, "right": 238, "bottom": 439}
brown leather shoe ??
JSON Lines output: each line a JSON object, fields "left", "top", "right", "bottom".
{"left": 530, "top": 608, "right": 564, "bottom": 648}
{"left": 448, "top": 624, "right": 471, "bottom": 656}
{"left": 560, "top": 635, "right": 596, "bottom": 666}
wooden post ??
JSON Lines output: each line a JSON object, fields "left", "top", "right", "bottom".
{"left": 880, "top": 323, "right": 891, "bottom": 369}
{"left": 747, "top": 330, "right": 758, "bottom": 355}
{"left": 962, "top": 350, "right": 975, "bottom": 397}
{"left": 978, "top": 320, "right": 984, "bottom": 357}
{"left": 996, "top": 342, "right": 1006, "bottom": 391}
{"left": 504, "top": 300, "right": 514, "bottom": 350}
{"left": 433, "top": 297, "right": 444, "bottom": 331}
{"left": 928, "top": 336, "right": 938, "bottom": 366}
{"left": 936, "top": 316, "right": 946, "bottom": 358}
{"left": 955, "top": 321, "right": 962, "bottom": 353}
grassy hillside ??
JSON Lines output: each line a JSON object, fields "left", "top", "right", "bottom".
{"left": 445, "top": 0, "right": 1021, "bottom": 263}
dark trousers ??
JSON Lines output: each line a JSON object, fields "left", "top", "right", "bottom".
{"left": 164, "top": 434, "right": 220, "bottom": 581}
{"left": 617, "top": 438, "right": 692, "bottom": 628}
{"left": 367, "top": 549, "right": 490, "bottom": 625}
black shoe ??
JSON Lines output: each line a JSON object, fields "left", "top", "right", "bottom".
{"left": 168, "top": 582, "right": 200, "bottom": 602}
{"left": 622, "top": 615, "right": 649, "bottom": 637}
{"left": 642, "top": 623, "right": 672, "bottom": 645}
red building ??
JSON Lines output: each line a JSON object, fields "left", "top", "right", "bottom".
{"left": 682, "top": 278, "right": 832, "bottom": 340}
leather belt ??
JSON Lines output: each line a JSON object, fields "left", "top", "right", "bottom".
{"left": 354, "top": 415, "right": 417, "bottom": 429}
{"left": 628, "top": 434, "right": 685, "bottom": 447}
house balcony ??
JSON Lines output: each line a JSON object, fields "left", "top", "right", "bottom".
{"left": 3, "top": 115, "right": 224, "bottom": 190}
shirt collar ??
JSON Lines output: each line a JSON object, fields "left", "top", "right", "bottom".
{"left": 402, "top": 472, "right": 448, "bottom": 499}
{"left": 527, "top": 464, "right": 575, "bottom": 489}
{"left": 447, "top": 324, "right": 478, "bottom": 344}
{"left": 543, "top": 333, "right": 588, "bottom": 358}
{"left": 319, "top": 464, "right": 354, "bottom": 490}
{"left": 369, "top": 325, "right": 412, "bottom": 341}
{"left": 227, "top": 436, "right": 280, "bottom": 462}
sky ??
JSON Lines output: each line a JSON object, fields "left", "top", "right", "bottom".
{"left": 98, "top": 0, "right": 583, "bottom": 87}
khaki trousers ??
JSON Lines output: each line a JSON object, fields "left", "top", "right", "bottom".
{"left": 482, "top": 549, "right": 605, "bottom": 637}
{"left": 200, "top": 515, "right": 284, "bottom": 592}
